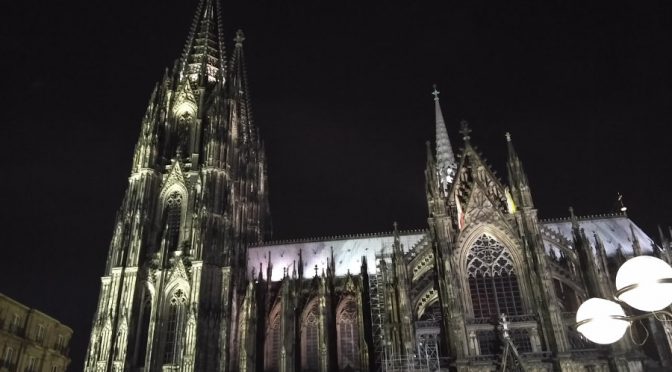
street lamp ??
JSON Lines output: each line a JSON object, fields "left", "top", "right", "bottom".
{"left": 576, "top": 256, "right": 672, "bottom": 344}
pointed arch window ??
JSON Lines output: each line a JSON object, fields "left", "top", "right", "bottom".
{"left": 163, "top": 192, "right": 183, "bottom": 254}
{"left": 264, "top": 306, "right": 281, "bottom": 372}
{"left": 301, "top": 301, "right": 320, "bottom": 371}
{"left": 163, "top": 289, "right": 187, "bottom": 364}
{"left": 466, "top": 234, "right": 523, "bottom": 319}
{"left": 337, "top": 299, "right": 360, "bottom": 370}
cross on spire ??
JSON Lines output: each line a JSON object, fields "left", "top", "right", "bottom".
{"left": 505, "top": 132, "right": 512, "bottom": 142}
{"left": 459, "top": 120, "right": 471, "bottom": 141}
{"left": 432, "top": 84, "right": 440, "bottom": 101}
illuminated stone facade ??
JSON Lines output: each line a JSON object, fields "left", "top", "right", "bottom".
{"left": 85, "top": 0, "right": 672, "bottom": 371}
{"left": 0, "top": 293, "right": 72, "bottom": 372}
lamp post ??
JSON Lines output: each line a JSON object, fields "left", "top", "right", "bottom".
{"left": 576, "top": 255, "right": 672, "bottom": 344}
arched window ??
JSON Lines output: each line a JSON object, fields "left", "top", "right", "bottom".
{"left": 337, "top": 300, "right": 360, "bottom": 370}
{"left": 301, "top": 301, "right": 320, "bottom": 371}
{"left": 264, "top": 306, "right": 281, "bottom": 372}
{"left": 164, "top": 289, "right": 187, "bottom": 364}
{"left": 466, "top": 234, "right": 523, "bottom": 319}
{"left": 163, "top": 192, "right": 182, "bottom": 254}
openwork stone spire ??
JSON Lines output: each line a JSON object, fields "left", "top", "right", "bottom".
{"left": 432, "top": 85, "right": 457, "bottom": 191}
{"left": 178, "top": 0, "right": 226, "bottom": 83}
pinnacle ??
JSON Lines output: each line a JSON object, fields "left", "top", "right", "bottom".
{"left": 459, "top": 120, "right": 471, "bottom": 141}
{"left": 234, "top": 29, "right": 245, "bottom": 47}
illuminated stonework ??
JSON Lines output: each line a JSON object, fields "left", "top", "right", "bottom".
{"left": 86, "top": 0, "right": 672, "bottom": 371}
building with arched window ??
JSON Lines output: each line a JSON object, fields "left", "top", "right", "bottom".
{"left": 85, "top": 0, "right": 672, "bottom": 371}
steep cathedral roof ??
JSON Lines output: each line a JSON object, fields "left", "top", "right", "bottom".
{"left": 541, "top": 213, "right": 655, "bottom": 256}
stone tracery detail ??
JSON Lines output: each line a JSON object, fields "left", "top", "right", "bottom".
{"left": 163, "top": 289, "right": 187, "bottom": 365}
{"left": 336, "top": 299, "right": 360, "bottom": 370}
{"left": 301, "top": 301, "right": 320, "bottom": 371}
{"left": 466, "top": 234, "right": 523, "bottom": 319}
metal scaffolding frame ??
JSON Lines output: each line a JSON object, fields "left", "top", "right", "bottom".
{"left": 416, "top": 322, "right": 441, "bottom": 371}
{"left": 370, "top": 252, "right": 448, "bottom": 371}
{"left": 369, "top": 265, "right": 388, "bottom": 371}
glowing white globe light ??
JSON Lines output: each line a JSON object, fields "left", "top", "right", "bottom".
{"left": 616, "top": 256, "right": 672, "bottom": 312}
{"left": 576, "top": 298, "right": 629, "bottom": 344}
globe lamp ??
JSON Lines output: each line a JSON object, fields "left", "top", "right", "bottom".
{"left": 615, "top": 256, "right": 672, "bottom": 312}
{"left": 576, "top": 298, "right": 629, "bottom": 344}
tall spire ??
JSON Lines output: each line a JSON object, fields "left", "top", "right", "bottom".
{"left": 178, "top": 0, "right": 226, "bottom": 83}
{"left": 228, "top": 29, "right": 255, "bottom": 144}
{"left": 432, "top": 85, "right": 457, "bottom": 191}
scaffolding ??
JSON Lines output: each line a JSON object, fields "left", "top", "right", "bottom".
{"left": 498, "top": 314, "right": 526, "bottom": 372}
{"left": 370, "top": 251, "right": 447, "bottom": 371}
{"left": 369, "top": 265, "right": 388, "bottom": 371}
{"left": 416, "top": 321, "right": 441, "bottom": 371}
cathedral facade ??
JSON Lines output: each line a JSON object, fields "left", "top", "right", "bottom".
{"left": 85, "top": 1, "right": 672, "bottom": 371}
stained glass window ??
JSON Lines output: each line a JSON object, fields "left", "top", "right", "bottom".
{"left": 164, "top": 289, "right": 187, "bottom": 364}
{"left": 265, "top": 309, "right": 281, "bottom": 371}
{"left": 466, "top": 234, "right": 523, "bottom": 319}
{"left": 302, "top": 302, "right": 319, "bottom": 371}
{"left": 337, "top": 300, "right": 359, "bottom": 369}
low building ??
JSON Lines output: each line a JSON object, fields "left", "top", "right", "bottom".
{"left": 0, "top": 293, "right": 72, "bottom": 372}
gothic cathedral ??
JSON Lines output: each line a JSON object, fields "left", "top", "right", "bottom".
{"left": 85, "top": 1, "right": 672, "bottom": 371}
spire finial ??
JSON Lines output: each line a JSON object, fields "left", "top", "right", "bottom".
{"left": 432, "top": 84, "right": 440, "bottom": 101}
{"left": 617, "top": 192, "right": 628, "bottom": 214}
{"left": 459, "top": 120, "right": 471, "bottom": 142}
{"left": 505, "top": 132, "right": 512, "bottom": 142}
{"left": 234, "top": 29, "right": 245, "bottom": 47}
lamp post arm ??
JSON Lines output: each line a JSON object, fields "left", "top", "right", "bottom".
{"left": 615, "top": 278, "right": 672, "bottom": 299}
{"left": 575, "top": 310, "right": 672, "bottom": 330}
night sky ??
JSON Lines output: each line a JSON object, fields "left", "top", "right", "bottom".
{"left": 3, "top": 0, "right": 671, "bottom": 369}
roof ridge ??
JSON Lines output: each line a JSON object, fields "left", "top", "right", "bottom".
{"left": 249, "top": 228, "right": 428, "bottom": 247}
{"left": 540, "top": 211, "right": 626, "bottom": 223}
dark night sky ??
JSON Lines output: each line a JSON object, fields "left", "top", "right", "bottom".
{"left": 3, "top": 0, "right": 671, "bottom": 369}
